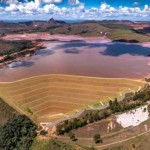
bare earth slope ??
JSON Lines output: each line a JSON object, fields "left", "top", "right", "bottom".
{"left": 0, "top": 74, "right": 144, "bottom": 124}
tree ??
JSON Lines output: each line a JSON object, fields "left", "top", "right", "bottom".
{"left": 56, "top": 124, "right": 63, "bottom": 135}
{"left": 68, "top": 131, "right": 77, "bottom": 141}
{"left": 109, "top": 100, "right": 113, "bottom": 107}
{"left": 93, "top": 134, "right": 103, "bottom": 144}
{"left": 40, "top": 130, "right": 48, "bottom": 136}
{"left": 64, "top": 120, "right": 69, "bottom": 125}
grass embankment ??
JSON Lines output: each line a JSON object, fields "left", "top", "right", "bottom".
{"left": 0, "top": 74, "right": 145, "bottom": 124}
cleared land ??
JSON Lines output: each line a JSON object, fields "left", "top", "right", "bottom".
{"left": 0, "top": 74, "right": 145, "bottom": 124}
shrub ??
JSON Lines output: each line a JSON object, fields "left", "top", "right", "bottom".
{"left": 93, "top": 134, "right": 103, "bottom": 144}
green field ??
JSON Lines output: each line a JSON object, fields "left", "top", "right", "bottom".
{"left": 0, "top": 74, "right": 145, "bottom": 124}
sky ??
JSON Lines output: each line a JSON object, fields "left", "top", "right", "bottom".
{"left": 0, "top": 0, "right": 150, "bottom": 21}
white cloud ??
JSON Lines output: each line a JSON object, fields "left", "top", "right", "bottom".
{"left": 1, "top": 2, "right": 150, "bottom": 21}
{"left": 0, "top": 7, "right": 5, "bottom": 14}
{"left": 44, "top": 4, "right": 58, "bottom": 13}
{"left": 133, "top": 2, "right": 140, "bottom": 6}
{"left": 100, "top": 3, "right": 108, "bottom": 10}
{"left": 68, "top": 0, "right": 80, "bottom": 6}
{"left": 5, "top": 4, "right": 18, "bottom": 11}
{"left": 0, "top": 0, "right": 18, "bottom": 4}
{"left": 144, "top": 5, "right": 149, "bottom": 11}
{"left": 42, "top": 0, "right": 62, "bottom": 4}
{"left": 34, "top": 0, "right": 41, "bottom": 6}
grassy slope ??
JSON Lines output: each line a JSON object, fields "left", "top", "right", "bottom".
{"left": 51, "top": 23, "right": 111, "bottom": 37}
{"left": 108, "top": 29, "right": 150, "bottom": 42}
{"left": 0, "top": 98, "right": 19, "bottom": 126}
{"left": 0, "top": 75, "right": 144, "bottom": 123}
{"left": 31, "top": 139, "right": 86, "bottom": 150}
{"left": 33, "top": 138, "right": 145, "bottom": 150}
{"left": 99, "top": 23, "right": 133, "bottom": 30}
{"left": 100, "top": 129, "right": 150, "bottom": 150}
{"left": 47, "top": 22, "right": 150, "bottom": 42}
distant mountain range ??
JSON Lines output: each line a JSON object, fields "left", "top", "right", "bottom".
{"left": 1, "top": 19, "right": 150, "bottom": 24}
{"left": 0, "top": 18, "right": 150, "bottom": 43}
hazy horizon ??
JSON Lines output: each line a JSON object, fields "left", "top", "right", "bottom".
{"left": 0, "top": 19, "right": 150, "bottom": 23}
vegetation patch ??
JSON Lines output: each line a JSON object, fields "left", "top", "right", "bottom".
{"left": 0, "top": 40, "right": 34, "bottom": 56}
{"left": 108, "top": 29, "right": 150, "bottom": 42}
{"left": 0, "top": 115, "right": 37, "bottom": 150}
{"left": 0, "top": 98, "right": 19, "bottom": 126}
{"left": 31, "top": 138, "right": 83, "bottom": 150}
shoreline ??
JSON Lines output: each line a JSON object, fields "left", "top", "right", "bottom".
{"left": 1, "top": 32, "right": 150, "bottom": 45}
{"left": 0, "top": 33, "right": 149, "bottom": 69}
{"left": 0, "top": 32, "right": 111, "bottom": 43}
{"left": 0, "top": 42, "right": 45, "bottom": 68}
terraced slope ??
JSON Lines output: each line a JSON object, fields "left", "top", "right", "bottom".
{"left": 0, "top": 74, "right": 145, "bottom": 124}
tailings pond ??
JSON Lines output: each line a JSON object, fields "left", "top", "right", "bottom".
{"left": 0, "top": 41, "right": 150, "bottom": 81}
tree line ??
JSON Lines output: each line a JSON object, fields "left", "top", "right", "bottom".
{"left": 109, "top": 98, "right": 143, "bottom": 113}
{"left": 56, "top": 109, "right": 111, "bottom": 135}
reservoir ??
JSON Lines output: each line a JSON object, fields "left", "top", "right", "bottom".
{"left": 0, "top": 41, "right": 150, "bottom": 82}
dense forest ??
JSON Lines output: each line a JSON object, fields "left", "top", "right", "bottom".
{"left": 0, "top": 115, "right": 37, "bottom": 150}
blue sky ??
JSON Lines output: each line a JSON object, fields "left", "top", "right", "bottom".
{"left": 59, "top": 0, "right": 150, "bottom": 8}
{"left": 0, "top": 0, "right": 150, "bottom": 20}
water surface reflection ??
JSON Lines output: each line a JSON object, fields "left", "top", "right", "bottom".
{"left": 0, "top": 41, "right": 149, "bottom": 82}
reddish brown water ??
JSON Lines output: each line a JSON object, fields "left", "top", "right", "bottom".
{"left": 0, "top": 41, "right": 150, "bottom": 82}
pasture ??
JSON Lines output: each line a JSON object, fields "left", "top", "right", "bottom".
{"left": 0, "top": 74, "right": 145, "bottom": 124}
